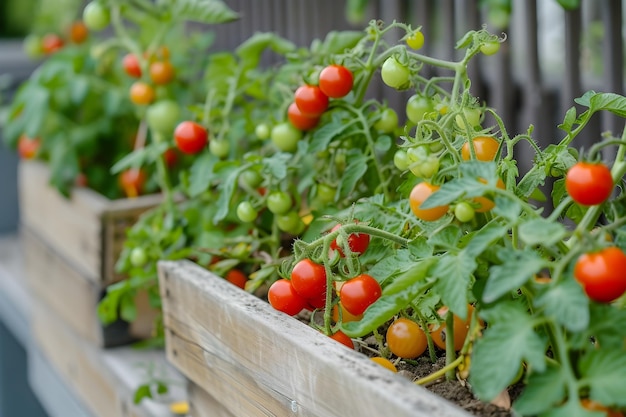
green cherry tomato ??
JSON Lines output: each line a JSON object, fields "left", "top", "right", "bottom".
{"left": 393, "top": 150, "right": 410, "bottom": 171}
{"left": 454, "top": 202, "right": 475, "bottom": 223}
{"left": 271, "top": 122, "right": 302, "bottom": 153}
{"left": 406, "top": 95, "right": 434, "bottom": 124}
{"left": 83, "top": 2, "right": 110, "bottom": 31}
{"left": 406, "top": 31, "right": 425, "bottom": 50}
{"left": 455, "top": 108, "right": 482, "bottom": 130}
{"left": 412, "top": 156, "right": 440, "bottom": 178}
{"left": 276, "top": 211, "right": 304, "bottom": 234}
{"left": 316, "top": 183, "right": 336, "bottom": 204}
{"left": 130, "top": 247, "right": 148, "bottom": 267}
{"left": 374, "top": 108, "right": 399, "bottom": 133}
{"left": 146, "top": 100, "right": 181, "bottom": 135}
{"left": 23, "top": 34, "right": 43, "bottom": 58}
{"left": 480, "top": 40, "right": 501, "bottom": 56}
{"left": 267, "top": 191, "right": 292, "bottom": 214}
{"left": 237, "top": 201, "right": 258, "bottom": 223}
{"left": 381, "top": 56, "right": 410, "bottom": 89}
{"left": 209, "top": 139, "right": 230, "bottom": 158}
{"left": 240, "top": 170, "right": 263, "bottom": 189}
{"left": 255, "top": 124, "right": 270, "bottom": 140}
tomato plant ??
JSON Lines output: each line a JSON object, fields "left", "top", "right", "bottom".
{"left": 565, "top": 161, "right": 614, "bottom": 206}
{"left": 329, "top": 222, "right": 370, "bottom": 257}
{"left": 174, "top": 121, "right": 208, "bottom": 154}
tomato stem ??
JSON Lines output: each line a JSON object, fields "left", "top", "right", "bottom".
{"left": 444, "top": 312, "right": 457, "bottom": 380}
{"left": 415, "top": 354, "right": 464, "bottom": 386}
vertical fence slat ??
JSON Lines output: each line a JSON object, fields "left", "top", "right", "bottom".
{"left": 601, "top": 0, "right": 624, "bottom": 142}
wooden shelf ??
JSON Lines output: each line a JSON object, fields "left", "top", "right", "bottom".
{"left": 0, "top": 233, "right": 186, "bottom": 417}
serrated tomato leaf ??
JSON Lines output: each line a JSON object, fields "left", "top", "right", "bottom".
{"left": 513, "top": 365, "right": 566, "bottom": 416}
{"left": 579, "top": 349, "right": 626, "bottom": 407}
{"left": 431, "top": 252, "right": 476, "bottom": 319}
{"left": 534, "top": 277, "right": 589, "bottom": 332}
{"left": 483, "top": 248, "right": 547, "bottom": 303}
{"left": 518, "top": 218, "right": 567, "bottom": 247}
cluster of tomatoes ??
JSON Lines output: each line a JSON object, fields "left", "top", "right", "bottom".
{"left": 124, "top": 47, "right": 176, "bottom": 106}
{"left": 270, "top": 64, "right": 354, "bottom": 153}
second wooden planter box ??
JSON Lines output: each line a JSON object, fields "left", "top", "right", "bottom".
{"left": 19, "top": 160, "right": 161, "bottom": 347}
{"left": 158, "top": 260, "right": 473, "bottom": 417}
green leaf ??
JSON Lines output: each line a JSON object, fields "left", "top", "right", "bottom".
{"left": 156, "top": 381, "right": 168, "bottom": 395}
{"left": 539, "top": 400, "right": 601, "bottom": 417}
{"left": 575, "top": 91, "right": 626, "bottom": 118}
{"left": 408, "top": 236, "right": 434, "bottom": 258}
{"left": 188, "top": 152, "right": 216, "bottom": 197}
{"left": 338, "top": 151, "right": 368, "bottom": 199}
{"left": 263, "top": 152, "right": 292, "bottom": 180}
{"left": 458, "top": 160, "right": 497, "bottom": 180}
{"left": 170, "top": 0, "right": 239, "bottom": 24}
{"left": 366, "top": 249, "right": 416, "bottom": 284}
{"left": 552, "top": 178, "right": 567, "bottom": 209}
{"left": 427, "top": 224, "right": 461, "bottom": 249}
{"left": 342, "top": 259, "right": 435, "bottom": 337}
{"left": 579, "top": 349, "right": 626, "bottom": 407}
{"left": 513, "top": 366, "right": 566, "bottom": 416}
{"left": 517, "top": 166, "right": 547, "bottom": 199}
{"left": 236, "top": 32, "right": 296, "bottom": 69}
{"left": 309, "top": 118, "right": 351, "bottom": 153}
{"left": 534, "top": 278, "right": 589, "bottom": 332}
{"left": 431, "top": 252, "right": 476, "bottom": 319}
{"left": 483, "top": 248, "right": 547, "bottom": 303}
{"left": 420, "top": 177, "right": 486, "bottom": 209}
{"left": 214, "top": 164, "right": 244, "bottom": 223}
{"left": 492, "top": 195, "right": 522, "bottom": 223}
{"left": 557, "top": 0, "right": 580, "bottom": 10}
{"left": 575, "top": 304, "right": 626, "bottom": 349}
{"left": 558, "top": 106, "right": 578, "bottom": 132}
{"left": 462, "top": 220, "right": 509, "bottom": 258}
{"left": 316, "top": 30, "right": 364, "bottom": 55}
{"left": 518, "top": 218, "right": 567, "bottom": 247}
{"left": 69, "top": 76, "right": 90, "bottom": 104}
{"left": 470, "top": 301, "right": 547, "bottom": 401}
{"left": 133, "top": 384, "right": 153, "bottom": 404}
{"left": 120, "top": 292, "right": 137, "bottom": 322}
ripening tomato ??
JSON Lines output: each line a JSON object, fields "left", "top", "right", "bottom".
{"left": 290, "top": 259, "right": 326, "bottom": 299}
{"left": 406, "top": 30, "right": 425, "bottom": 50}
{"left": 236, "top": 201, "right": 258, "bottom": 223}
{"left": 267, "top": 190, "right": 292, "bottom": 215}
{"left": 174, "top": 121, "right": 208, "bottom": 154}
{"left": 122, "top": 54, "right": 142, "bottom": 78}
{"left": 480, "top": 40, "right": 501, "bottom": 56}
{"left": 163, "top": 148, "right": 178, "bottom": 168}
{"left": 130, "top": 247, "right": 147, "bottom": 267}
{"left": 17, "top": 135, "right": 41, "bottom": 159}
{"left": 565, "top": 162, "right": 613, "bottom": 206}
{"left": 146, "top": 99, "right": 180, "bottom": 135}
{"left": 461, "top": 136, "right": 499, "bottom": 161}
{"left": 69, "top": 21, "right": 89, "bottom": 44}
{"left": 574, "top": 247, "right": 626, "bottom": 303}
{"left": 386, "top": 318, "right": 428, "bottom": 359}
{"left": 332, "top": 302, "right": 363, "bottom": 323}
{"left": 339, "top": 274, "right": 381, "bottom": 316}
{"left": 149, "top": 60, "right": 175, "bottom": 85}
{"left": 268, "top": 279, "right": 307, "bottom": 316}
{"left": 329, "top": 222, "right": 370, "bottom": 257}
{"left": 42, "top": 34, "right": 64, "bottom": 54}
{"left": 329, "top": 331, "right": 354, "bottom": 349}
{"left": 473, "top": 178, "right": 506, "bottom": 213}
{"left": 430, "top": 305, "right": 476, "bottom": 351}
{"left": 287, "top": 102, "right": 320, "bottom": 131}
{"left": 82, "top": 1, "right": 110, "bottom": 31}
{"left": 294, "top": 85, "right": 329, "bottom": 117}
{"left": 226, "top": 269, "right": 248, "bottom": 289}
{"left": 129, "top": 81, "right": 155, "bottom": 105}
{"left": 119, "top": 168, "right": 146, "bottom": 198}
{"left": 319, "top": 64, "right": 353, "bottom": 98}
{"left": 271, "top": 122, "right": 302, "bottom": 152}
{"left": 409, "top": 182, "right": 449, "bottom": 221}
{"left": 381, "top": 56, "right": 410, "bottom": 89}
{"left": 370, "top": 357, "right": 398, "bottom": 372}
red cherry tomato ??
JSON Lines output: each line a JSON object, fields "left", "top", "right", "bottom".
{"left": 329, "top": 222, "right": 370, "bottom": 257}
{"left": 290, "top": 259, "right": 327, "bottom": 299}
{"left": 69, "top": 21, "right": 89, "bottom": 44}
{"left": 329, "top": 331, "right": 354, "bottom": 349}
{"left": 174, "top": 121, "right": 208, "bottom": 154}
{"left": 287, "top": 102, "right": 320, "bottom": 131}
{"left": 294, "top": 85, "right": 329, "bottom": 117}
{"left": 119, "top": 168, "right": 146, "bottom": 198}
{"left": 565, "top": 162, "right": 614, "bottom": 206}
{"left": 122, "top": 53, "right": 142, "bottom": 78}
{"left": 574, "top": 247, "right": 626, "bottom": 303}
{"left": 319, "top": 64, "right": 353, "bottom": 98}
{"left": 268, "top": 279, "right": 307, "bottom": 316}
{"left": 42, "top": 34, "right": 64, "bottom": 54}
{"left": 163, "top": 148, "right": 178, "bottom": 168}
{"left": 339, "top": 274, "right": 382, "bottom": 316}
{"left": 149, "top": 60, "right": 175, "bottom": 85}
{"left": 17, "top": 135, "right": 41, "bottom": 159}
{"left": 225, "top": 269, "right": 248, "bottom": 289}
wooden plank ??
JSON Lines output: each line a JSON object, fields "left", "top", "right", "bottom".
{"left": 158, "top": 260, "right": 471, "bottom": 417}
{"left": 188, "top": 381, "right": 236, "bottom": 417}
{"left": 0, "top": 234, "right": 30, "bottom": 346}
{"left": 22, "top": 226, "right": 104, "bottom": 345}
{"left": 18, "top": 160, "right": 162, "bottom": 286}
{"left": 31, "top": 301, "right": 121, "bottom": 417}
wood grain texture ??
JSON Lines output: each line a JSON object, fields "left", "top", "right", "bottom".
{"left": 188, "top": 381, "right": 236, "bottom": 417}
{"left": 18, "top": 160, "right": 161, "bottom": 285}
{"left": 158, "top": 260, "right": 472, "bottom": 417}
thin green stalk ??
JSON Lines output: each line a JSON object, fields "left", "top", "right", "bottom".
{"left": 415, "top": 355, "right": 464, "bottom": 386}
{"left": 444, "top": 313, "right": 457, "bottom": 380}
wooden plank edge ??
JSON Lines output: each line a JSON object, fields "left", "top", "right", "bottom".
{"left": 0, "top": 233, "right": 31, "bottom": 346}
{"left": 158, "top": 260, "right": 472, "bottom": 417}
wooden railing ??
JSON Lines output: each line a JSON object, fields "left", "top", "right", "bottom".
{"left": 208, "top": 0, "right": 624, "bottom": 163}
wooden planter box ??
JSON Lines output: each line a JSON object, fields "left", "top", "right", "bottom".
{"left": 158, "top": 260, "right": 473, "bottom": 417}
{"left": 19, "top": 160, "right": 162, "bottom": 347}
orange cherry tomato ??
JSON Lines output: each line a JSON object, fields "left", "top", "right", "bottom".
{"left": 149, "top": 61, "right": 175, "bottom": 85}
{"left": 129, "top": 82, "right": 155, "bottom": 105}
{"left": 461, "top": 136, "right": 499, "bottom": 161}
{"left": 69, "top": 21, "right": 89, "bottom": 44}
{"left": 386, "top": 317, "right": 428, "bottom": 359}
{"left": 17, "top": 135, "right": 41, "bottom": 159}
{"left": 473, "top": 177, "right": 505, "bottom": 213}
{"left": 225, "top": 269, "right": 248, "bottom": 289}
{"left": 409, "top": 182, "right": 449, "bottom": 221}
{"left": 119, "top": 168, "right": 147, "bottom": 198}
